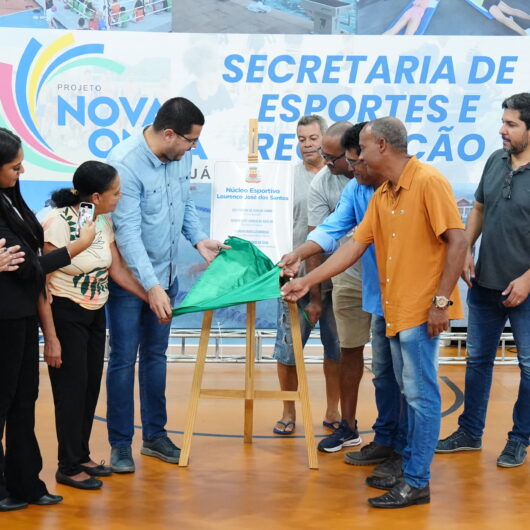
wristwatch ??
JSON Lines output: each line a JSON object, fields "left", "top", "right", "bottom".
{"left": 432, "top": 296, "right": 453, "bottom": 309}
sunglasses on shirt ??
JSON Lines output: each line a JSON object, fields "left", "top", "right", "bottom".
{"left": 502, "top": 170, "right": 514, "bottom": 200}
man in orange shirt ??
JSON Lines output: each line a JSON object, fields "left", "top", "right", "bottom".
{"left": 281, "top": 117, "right": 467, "bottom": 508}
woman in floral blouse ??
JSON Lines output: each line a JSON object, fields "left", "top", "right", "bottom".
{"left": 42, "top": 161, "right": 149, "bottom": 490}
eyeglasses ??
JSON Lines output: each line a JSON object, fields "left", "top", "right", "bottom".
{"left": 175, "top": 131, "right": 199, "bottom": 146}
{"left": 502, "top": 170, "right": 515, "bottom": 200}
{"left": 345, "top": 157, "right": 362, "bottom": 167}
{"left": 318, "top": 148, "right": 345, "bottom": 166}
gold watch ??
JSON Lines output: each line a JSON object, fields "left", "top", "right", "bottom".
{"left": 432, "top": 296, "right": 453, "bottom": 309}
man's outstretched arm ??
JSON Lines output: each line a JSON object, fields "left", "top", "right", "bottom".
{"left": 278, "top": 240, "right": 324, "bottom": 278}
{"left": 281, "top": 238, "right": 368, "bottom": 302}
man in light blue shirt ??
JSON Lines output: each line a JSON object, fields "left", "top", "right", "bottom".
{"left": 280, "top": 124, "right": 406, "bottom": 479}
{"left": 305, "top": 122, "right": 372, "bottom": 453}
{"left": 105, "top": 97, "right": 227, "bottom": 473}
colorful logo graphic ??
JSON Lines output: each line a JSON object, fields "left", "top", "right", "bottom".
{"left": 0, "top": 34, "right": 124, "bottom": 172}
{"left": 245, "top": 165, "right": 261, "bottom": 183}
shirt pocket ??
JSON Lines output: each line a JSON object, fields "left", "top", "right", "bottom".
{"left": 143, "top": 187, "right": 163, "bottom": 215}
{"left": 178, "top": 175, "right": 190, "bottom": 203}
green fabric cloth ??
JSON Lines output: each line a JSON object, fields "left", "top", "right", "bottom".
{"left": 172, "top": 236, "right": 282, "bottom": 316}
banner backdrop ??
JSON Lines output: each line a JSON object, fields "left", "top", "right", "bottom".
{"left": 1, "top": 28, "right": 529, "bottom": 327}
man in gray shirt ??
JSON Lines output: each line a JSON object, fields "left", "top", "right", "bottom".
{"left": 308, "top": 121, "right": 371, "bottom": 453}
{"left": 273, "top": 115, "right": 341, "bottom": 435}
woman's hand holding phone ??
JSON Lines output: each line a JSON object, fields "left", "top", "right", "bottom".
{"left": 66, "top": 221, "right": 96, "bottom": 259}
{"left": 78, "top": 221, "right": 96, "bottom": 249}
{"left": 65, "top": 202, "right": 97, "bottom": 258}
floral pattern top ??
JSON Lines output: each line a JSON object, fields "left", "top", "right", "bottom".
{"left": 42, "top": 207, "right": 114, "bottom": 310}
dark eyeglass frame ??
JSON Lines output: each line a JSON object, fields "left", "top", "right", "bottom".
{"left": 175, "top": 131, "right": 199, "bottom": 145}
{"left": 502, "top": 170, "right": 515, "bottom": 200}
{"left": 318, "top": 148, "right": 345, "bottom": 166}
{"left": 345, "top": 157, "right": 363, "bottom": 167}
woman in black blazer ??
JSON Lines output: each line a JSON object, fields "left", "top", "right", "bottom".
{"left": 0, "top": 128, "right": 95, "bottom": 512}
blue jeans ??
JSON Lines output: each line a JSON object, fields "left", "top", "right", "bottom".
{"left": 272, "top": 291, "right": 340, "bottom": 366}
{"left": 370, "top": 315, "right": 407, "bottom": 454}
{"left": 106, "top": 279, "right": 179, "bottom": 447}
{"left": 389, "top": 323, "right": 440, "bottom": 489}
{"left": 458, "top": 282, "right": 530, "bottom": 445}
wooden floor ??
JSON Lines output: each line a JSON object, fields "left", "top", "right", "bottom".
{"left": 4, "top": 357, "right": 530, "bottom": 529}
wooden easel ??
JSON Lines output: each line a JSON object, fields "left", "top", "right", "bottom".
{"left": 179, "top": 119, "right": 317, "bottom": 469}
{"left": 178, "top": 301, "right": 318, "bottom": 469}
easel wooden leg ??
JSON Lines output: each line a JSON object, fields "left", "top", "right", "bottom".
{"left": 244, "top": 302, "right": 256, "bottom": 443}
{"left": 179, "top": 310, "right": 213, "bottom": 467}
{"left": 289, "top": 302, "right": 319, "bottom": 469}
{"left": 179, "top": 302, "right": 317, "bottom": 469}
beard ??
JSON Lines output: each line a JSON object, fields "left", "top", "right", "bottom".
{"left": 503, "top": 136, "right": 529, "bottom": 155}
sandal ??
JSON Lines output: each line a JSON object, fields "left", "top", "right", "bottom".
{"left": 273, "top": 420, "right": 295, "bottom": 435}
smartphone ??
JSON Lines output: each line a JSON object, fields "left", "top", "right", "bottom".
{"left": 77, "top": 202, "right": 95, "bottom": 236}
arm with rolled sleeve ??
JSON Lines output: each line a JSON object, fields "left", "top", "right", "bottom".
{"left": 111, "top": 162, "right": 159, "bottom": 291}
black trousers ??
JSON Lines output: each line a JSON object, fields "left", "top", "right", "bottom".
{"left": 48, "top": 297, "right": 106, "bottom": 476}
{"left": 0, "top": 316, "right": 48, "bottom": 502}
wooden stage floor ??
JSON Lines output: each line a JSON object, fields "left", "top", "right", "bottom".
{"left": 4, "top": 359, "right": 529, "bottom": 529}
